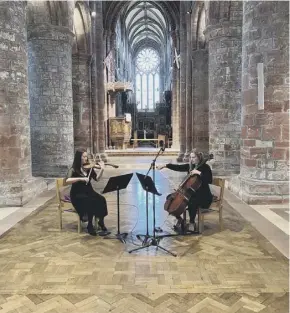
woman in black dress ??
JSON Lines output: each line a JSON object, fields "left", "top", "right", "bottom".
{"left": 157, "top": 149, "right": 213, "bottom": 231}
{"left": 65, "top": 150, "right": 108, "bottom": 236}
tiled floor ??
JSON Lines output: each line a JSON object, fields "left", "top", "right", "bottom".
{"left": 250, "top": 205, "right": 289, "bottom": 235}
{"left": 0, "top": 156, "right": 288, "bottom": 312}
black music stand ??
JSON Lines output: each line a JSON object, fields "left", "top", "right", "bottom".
{"left": 128, "top": 173, "right": 176, "bottom": 257}
{"left": 102, "top": 173, "right": 133, "bottom": 243}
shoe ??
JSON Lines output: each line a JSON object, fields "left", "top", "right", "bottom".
{"left": 188, "top": 223, "right": 196, "bottom": 232}
{"left": 98, "top": 221, "right": 108, "bottom": 232}
{"left": 87, "top": 225, "right": 97, "bottom": 236}
{"left": 81, "top": 214, "right": 88, "bottom": 222}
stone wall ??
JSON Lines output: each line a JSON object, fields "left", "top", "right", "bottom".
{"left": 184, "top": 12, "right": 192, "bottom": 160}
{"left": 28, "top": 24, "right": 74, "bottom": 177}
{"left": 177, "top": 1, "right": 187, "bottom": 161}
{"left": 72, "top": 54, "right": 92, "bottom": 152}
{"left": 206, "top": 1, "right": 243, "bottom": 176}
{"left": 192, "top": 49, "right": 209, "bottom": 153}
{"left": 0, "top": 1, "right": 46, "bottom": 206}
{"left": 235, "top": 1, "right": 289, "bottom": 204}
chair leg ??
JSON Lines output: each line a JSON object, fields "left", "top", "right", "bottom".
{"left": 219, "top": 206, "right": 223, "bottom": 231}
{"left": 200, "top": 215, "right": 204, "bottom": 233}
{"left": 197, "top": 208, "right": 202, "bottom": 233}
{"left": 95, "top": 217, "right": 100, "bottom": 230}
{"left": 58, "top": 207, "right": 62, "bottom": 231}
{"left": 77, "top": 217, "right": 81, "bottom": 234}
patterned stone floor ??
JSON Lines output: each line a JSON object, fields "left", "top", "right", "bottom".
{"left": 0, "top": 167, "right": 288, "bottom": 312}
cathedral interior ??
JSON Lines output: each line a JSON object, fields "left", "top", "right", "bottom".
{"left": 0, "top": 1, "right": 289, "bottom": 312}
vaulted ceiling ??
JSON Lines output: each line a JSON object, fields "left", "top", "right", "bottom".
{"left": 103, "top": 1, "right": 179, "bottom": 55}
{"left": 124, "top": 2, "right": 167, "bottom": 49}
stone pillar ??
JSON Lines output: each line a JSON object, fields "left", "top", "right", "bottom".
{"left": 184, "top": 13, "right": 192, "bottom": 161}
{"left": 105, "top": 31, "right": 117, "bottom": 148}
{"left": 171, "top": 30, "right": 180, "bottom": 150}
{"left": 177, "top": 2, "right": 187, "bottom": 161}
{"left": 236, "top": 1, "right": 289, "bottom": 204}
{"left": 28, "top": 24, "right": 74, "bottom": 177}
{"left": 103, "top": 30, "right": 109, "bottom": 150}
{"left": 94, "top": 1, "right": 107, "bottom": 160}
{"left": 91, "top": 2, "right": 99, "bottom": 154}
{"left": 72, "top": 53, "right": 92, "bottom": 152}
{"left": 0, "top": 1, "right": 46, "bottom": 206}
{"left": 192, "top": 49, "right": 209, "bottom": 153}
{"left": 205, "top": 3, "right": 243, "bottom": 175}
{"left": 159, "top": 57, "right": 165, "bottom": 101}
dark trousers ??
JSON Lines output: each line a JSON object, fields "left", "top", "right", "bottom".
{"left": 187, "top": 198, "right": 199, "bottom": 223}
{"left": 187, "top": 193, "right": 212, "bottom": 223}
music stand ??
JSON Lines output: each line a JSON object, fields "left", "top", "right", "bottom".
{"left": 102, "top": 173, "right": 133, "bottom": 243}
{"left": 128, "top": 173, "right": 176, "bottom": 257}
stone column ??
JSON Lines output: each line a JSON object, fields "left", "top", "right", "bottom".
{"left": 171, "top": 30, "right": 180, "bottom": 150}
{"left": 177, "top": 2, "right": 187, "bottom": 161}
{"left": 159, "top": 57, "right": 165, "bottom": 102}
{"left": 94, "top": 1, "right": 107, "bottom": 160}
{"left": 184, "top": 13, "right": 192, "bottom": 161}
{"left": 205, "top": 3, "right": 243, "bottom": 175}
{"left": 106, "top": 31, "right": 117, "bottom": 147}
{"left": 28, "top": 24, "right": 74, "bottom": 177}
{"left": 192, "top": 49, "right": 209, "bottom": 153}
{"left": 91, "top": 1, "right": 99, "bottom": 154}
{"left": 236, "top": 1, "right": 289, "bottom": 204}
{"left": 103, "top": 29, "right": 109, "bottom": 150}
{"left": 0, "top": 1, "right": 46, "bottom": 206}
{"left": 109, "top": 31, "right": 116, "bottom": 84}
{"left": 72, "top": 53, "right": 92, "bottom": 152}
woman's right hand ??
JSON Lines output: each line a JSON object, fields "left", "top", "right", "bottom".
{"left": 82, "top": 177, "right": 89, "bottom": 183}
{"left": 156, "top": 164, "right": 166, "bottom": 170}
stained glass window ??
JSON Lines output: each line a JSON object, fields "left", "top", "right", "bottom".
{"left": 135, "top": 48, "right": 160, "bottom": 110}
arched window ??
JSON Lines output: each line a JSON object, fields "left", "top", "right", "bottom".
{"left": 135, "top": 48, "right": 160, "bottom": 111}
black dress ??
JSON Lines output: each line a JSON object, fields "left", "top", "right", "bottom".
{"left": 66, "top": 167, "right": 108, "bottom": 221}
{"left": 166, "top": 162, "right": 213, "bottom": 223}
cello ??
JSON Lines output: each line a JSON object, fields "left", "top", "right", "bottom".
{"left": 164, "top": 154, "right": 213, "bottom": 218}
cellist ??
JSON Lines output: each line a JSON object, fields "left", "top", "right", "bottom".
{"left": 157, "top": 148, "right": 213, "bottom": 231}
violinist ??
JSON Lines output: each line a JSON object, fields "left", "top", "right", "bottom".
{"left": 157, "top": 148, "right": 213, "bottom": 231}
{"left": 65, "top": 150, "right": 108, "bottom": 236}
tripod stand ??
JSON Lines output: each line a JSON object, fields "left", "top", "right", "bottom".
{"left": 128, "top": 173, "right": 176, "bottom": 257}
{"left": 137, "top": 144, "right": 164, "bottom": 243}
{"left": 102, "top": 173, "right": 133, "bottom": 243}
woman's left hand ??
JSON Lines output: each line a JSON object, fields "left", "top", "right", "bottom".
{"left": 190, "top": 169, "right": 201, "bottom": 176}
{"left": 98, "top": 161, "right": 105, "bottom": 169}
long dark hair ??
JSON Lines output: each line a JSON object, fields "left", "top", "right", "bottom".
{"left": 72, "top": 150, "right": 86, "bottom": 175}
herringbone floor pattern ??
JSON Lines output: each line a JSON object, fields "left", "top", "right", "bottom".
{"left": 0, "top": 170, "right": 288, "bottom": 312}
{"left": 0, "top": 292, "right": 288, "bottom": 312}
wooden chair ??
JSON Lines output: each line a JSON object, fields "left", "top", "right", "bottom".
{"left": 198, "top": 177, "right": 225, "bottom": 233}
{"left": 56, "top": 178, "right": 82, "bottom": 233}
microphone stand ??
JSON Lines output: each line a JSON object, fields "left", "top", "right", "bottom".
{"left": 133, "top": 143, "right": 176, "bottom": 257}
{"left": 145, "top": 146, "right": 163, "bottom": 240}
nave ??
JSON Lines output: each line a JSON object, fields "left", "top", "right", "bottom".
{"left": 0, "top": 157, "right": 288, "bottom": 313}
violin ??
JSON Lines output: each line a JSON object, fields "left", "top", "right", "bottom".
{"left": 83, "top": 161, "right": 119, "bottom": 169}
